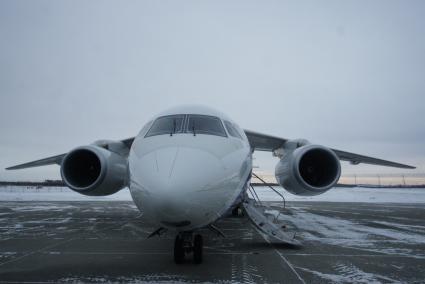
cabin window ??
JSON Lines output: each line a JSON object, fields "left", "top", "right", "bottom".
{"left": 145, "top": 115, "right": 185, "bottom": 137}
{"left": 187, "top": 115, "right": 227, "bottom": 137}
{"left": 224, "top": 121, "right": 242, "bottom": 139}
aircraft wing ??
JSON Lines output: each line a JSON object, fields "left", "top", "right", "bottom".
{"left": 7, "top": 132, "right": 414, "bottom": 170}
{"left": 243, "top": 130, "right": 287, "bottom": 151}
{"left": 6, "top": 137, "right": 136, "bottom": 170}
{"left": 6, "top": 154, "right": 66, "bottom": 170}
{"left": 120, "top": 137, "right": 135, "bottom": 148}
{"left": 244, "top": 130, "right": 415, "bottom": 169}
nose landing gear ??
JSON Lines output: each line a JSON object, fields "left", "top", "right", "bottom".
{"left": 193, "top": 234, "right": 203, "bottom": 264}
{"left": 174, "top": 235, "right": 185, "bottom": 264}
{"left": 174, "top": 232, "right": 203, "bottom": 264}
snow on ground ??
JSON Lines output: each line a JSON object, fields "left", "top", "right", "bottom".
{"left": 274, "top": 207, "right": 425, "bottom": 251}
{"left": 254, "top": 186, "right": 425, "bottom": 203}
{"left": 295, "top": 264, "right": 401, "bottom": 284}
{"left": 0, "top": 185, "right": 425, "bottom": 203}
{"left": 0, "top": 186, "right": 133, "bottom": 202}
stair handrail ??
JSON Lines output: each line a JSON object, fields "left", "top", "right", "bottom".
{"left": 251, "top": 172, "right": 286, "bottom": 209}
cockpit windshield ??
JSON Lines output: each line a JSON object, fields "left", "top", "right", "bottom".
{"left": 224, "top": 120, "right": 243, "bottom": 139}
{"left": 145, "top": 114, "right": 227, "bottom": 138}
{"left": 187, "top": 115, "right": 227, "bottom": 137}
{"left": 145, "top": 115, "right": 185, "bottom": 137}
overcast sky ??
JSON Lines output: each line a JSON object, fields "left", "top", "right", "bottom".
{"left": 1, "top": 0, "right": 424, "bottom": 181}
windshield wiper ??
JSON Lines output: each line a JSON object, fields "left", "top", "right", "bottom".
{"left": 192, "top": 123, "right": 196, "bottom": 136}
{"left": 170, "top": 119, "right": 177, "bottom": 136}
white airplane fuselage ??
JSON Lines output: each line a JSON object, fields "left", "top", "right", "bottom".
{"left": 128, "top": 106, "right": 253, "bottom": 231}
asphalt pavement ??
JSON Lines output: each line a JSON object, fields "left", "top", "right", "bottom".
{"left": 0, "top": 201, "right": 424, "bottom": 283}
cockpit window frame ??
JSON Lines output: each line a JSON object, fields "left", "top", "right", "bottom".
{"left": 138, "top": 120, "right": 153, "bottom": 137}
{"left": 224, "top": 120, "right": 243, "bottom": 140}
{"left": 145, "top": 114, "right": 186, "bottom": 138}
{"left": 144, "top": 114, "right": 228, "bottom": 138}
{"left": 186, "top": 114, "right": 228, "bottom": 138}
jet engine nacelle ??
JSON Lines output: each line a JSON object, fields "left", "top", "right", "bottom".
{"left": 60, "top": 145, "right": 128, "bottom": 196}
{"left": 275, "top": 144, "right": 341, "bottom": 196}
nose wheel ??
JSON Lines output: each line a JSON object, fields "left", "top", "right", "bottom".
{"left": 193, "top": 234, "right": 203, "bottom": 264}
{"left": 174, "top": 233, "right": 203, "bottom": 264}
{"left": 174, "top": 235, "right": 185, "bottom": 264}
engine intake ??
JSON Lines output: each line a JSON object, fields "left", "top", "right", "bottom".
{"left": 275, "top": 145, "right": 341, "bottom": 196}
{"left": 61, "top": 145, "right": 127, "bottom": 196}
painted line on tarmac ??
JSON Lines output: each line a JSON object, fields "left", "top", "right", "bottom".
{"left": 254, "top": 224, "right": 306, "bottom": 284}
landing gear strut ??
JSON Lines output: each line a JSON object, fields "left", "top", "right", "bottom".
{"left": 174, "top": 232, "right": 203, "bottom": 264}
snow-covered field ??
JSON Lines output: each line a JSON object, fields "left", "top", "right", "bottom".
{"left": 0, "top": 186, "right": 133, "bottom": 202}
{"left": 254, "top": 186, "right": 425, "bottom": 203}
{"left": 0, "top": 185, "right": 425, "bottom": 203}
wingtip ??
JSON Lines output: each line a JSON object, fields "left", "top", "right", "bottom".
{"left": 6, "top": 166, "right": 18, "bottom": 170}
{"left": 399, "top": 164, "right": 416, "bottom": 169}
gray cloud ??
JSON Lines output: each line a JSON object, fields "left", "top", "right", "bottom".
{"left": 1, "top": 0, "right": 424, "bottom": 180}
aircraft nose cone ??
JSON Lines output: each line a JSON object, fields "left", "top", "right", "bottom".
{"left": 135, "top": 146, "right": 228, "bottom": 228}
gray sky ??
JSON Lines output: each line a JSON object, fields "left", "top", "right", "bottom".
{"left": 1, "top": 0, "right": 424, "bottom": 181}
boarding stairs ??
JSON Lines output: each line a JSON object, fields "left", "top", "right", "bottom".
{"left": 243, "top": 173, "right": 300, "bottom": 246}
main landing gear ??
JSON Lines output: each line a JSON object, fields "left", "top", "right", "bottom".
{"left": 174, "top": 232, "right": 203, "bottom": 264}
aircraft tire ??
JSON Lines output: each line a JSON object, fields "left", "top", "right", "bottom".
{"left": 193, "top": 234, "right": 203, "bottom": 264}
{"left": 174, "top": 235, "right": 184, "bottom": 264}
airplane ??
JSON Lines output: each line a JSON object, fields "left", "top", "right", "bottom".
{"left": 6, "top": 105, "right": 415, "bottom": 264}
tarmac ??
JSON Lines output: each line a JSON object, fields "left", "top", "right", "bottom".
{"left": 0, "top": 201, "right": 424, "bottom": 283}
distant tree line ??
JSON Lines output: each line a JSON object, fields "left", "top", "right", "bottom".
{"left": 0, "top": 180, "right": 424, "bottom": 189}
{"left": 0, "top": 180, "right": 65, "bottom": 187}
